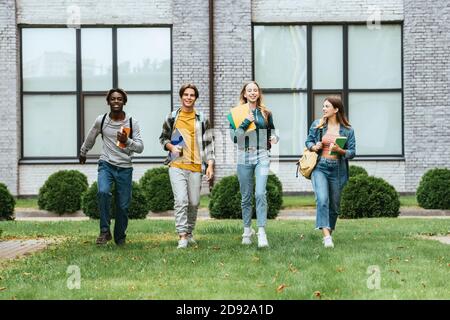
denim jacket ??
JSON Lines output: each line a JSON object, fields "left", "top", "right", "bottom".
{"left": 305, "top": 119, "right": 356, "bottom": 183}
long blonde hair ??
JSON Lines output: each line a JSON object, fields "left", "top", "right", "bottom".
{"left": 316, "top": 96, "right": 351, "bottom": 129}
{"left": 239, "top": 81, "right": 271, "bottom": 124}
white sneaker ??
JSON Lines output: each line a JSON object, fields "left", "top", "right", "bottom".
{"left": 177, "top": 238, "right": 188, "bottom": 249}
{"left": 257, "top": 231, "right": 269, "bottom": 248}
{"left": 323, "top": 236, "right": 334, "bottom": 248}
{"left": 187, "top": 233, "right": 196, "bottom": 245}
{"left": 242, "top": 228, "right": 255, "bottom": 245}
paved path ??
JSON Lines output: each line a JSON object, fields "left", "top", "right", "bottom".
{"left": 0, "top": 239, "right": 53, "bottom": 260}
{"left": 11, "top": 207, "right": 450, "bottom": 222}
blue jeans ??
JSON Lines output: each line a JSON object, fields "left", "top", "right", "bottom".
{"left": 97, "top": 160, "right": 133, "bottom": 243}
{"left": 237, "top": 150, "right": 270, "bottom": 228}
{"left": 311, "top": 157, "right": 344, "bottom": 231}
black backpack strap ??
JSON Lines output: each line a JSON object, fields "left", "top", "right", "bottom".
{"left": 129, "top": 117, "right": 133, "bottom": 139}
{"left": 100, "top": 113, "right": 107, "bottom": 140}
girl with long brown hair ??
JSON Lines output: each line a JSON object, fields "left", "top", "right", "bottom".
{"left": 305, "top": 96, "right": 356, "bottom": 248}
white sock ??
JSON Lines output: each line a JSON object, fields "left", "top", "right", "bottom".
{"left": 244, "top": 227, "right": 252, "bottom": 235}
{"left": 258, "top": 227, "right": 266, "bottom": 235}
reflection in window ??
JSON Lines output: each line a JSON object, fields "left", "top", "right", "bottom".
{"left": 22, "top": 27, "right": 172, "bottom": 158}
{"left": 81, "top": 29, "right": 113, "bottom": 91}
{"left": 254, "top": 23, "right": 402, "bottom": 157}
{"left": 124, "top": 94, "right": 170, "bottom": 157}
{"left": 312, "top": 26, "right": 343, "bottom": 90}
{"left": 117, "top": 28, "right": 171, "bottom": 91}
{"left": 254, "top": 25, "right": 307, "bottom": 89}
{"left": 263, "top": 93, "right": 307, "bottom": 156}
{"left": 349, "top": 25, "right": 401, "bottom": 89}
{"left": 349, "top": 92, "right": 402, "bottom": 155}
{"left": 22, "top": 28, "right": 76, "bottom": 91}
{"left": 83, "top": 96, "right": 110, "bottom": 155}
{"left": 23, "top": 95, "right": 77, "bottom": 157}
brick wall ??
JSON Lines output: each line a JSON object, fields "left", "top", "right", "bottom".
{"left": 172, "top": 0, "right": 210, "bottom": 116}
{"left": 403, "top": 0, "right": 450, "bottom": 192}
{"left": 252, "top": 0, "right": 403, "bottom": 22}
{"left": 0, "top": 0, "right": 19, "bottom": 195}
{"left": 16, "top": 0, "right": 171, "bottom": 25}
{"left": 212, "top": 0, "right": 253, "bottom": 182}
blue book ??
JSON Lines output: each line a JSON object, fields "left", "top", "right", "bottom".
{"left": 169, "top": 128, "right": 186, "bottom": 160}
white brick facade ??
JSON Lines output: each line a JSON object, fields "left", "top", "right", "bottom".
{"left": 0, "top": 0, "right": 19, "bottom": 195}
{"left": 1, "top": 0, "right": 449, "bottom": 195}
{"left": 252, "top": 0, "right": 404, "bottom": 22}
{"left": 403, "top": 0, "right": 450, "bottom": 192}
{"left": 16, "top": 0, "right": 172, "bottom": 25}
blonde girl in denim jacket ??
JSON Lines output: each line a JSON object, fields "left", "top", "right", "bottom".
{"left": 305, "top": 96, "right": 356, "bottom": 248}
{"left": 229, "top": 81, "right": 279, "bottom": 248}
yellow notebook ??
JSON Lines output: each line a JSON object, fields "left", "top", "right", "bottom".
{"left": 227, "top": 103, "right": 256, "bottom": 132}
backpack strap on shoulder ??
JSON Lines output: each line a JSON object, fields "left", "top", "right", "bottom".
{"left": 129, "top": 117, "right": 133, "bottom": 139}
{"left": 197, "top": 111, "right": 206, "bottom": 135}
{"left": 100, "top": 113, "right": 107, "bottom": 140}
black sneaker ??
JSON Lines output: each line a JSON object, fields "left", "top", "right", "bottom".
{"left": 96, "top": 231, "right": 112, "bottom": 245}
{"left": 115, "top": 237, "right": 126, "bottom": 246}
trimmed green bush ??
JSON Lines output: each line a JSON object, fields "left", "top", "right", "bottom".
{"left": 81, "top": 181, "right": 149, "bottom": 219}
{"left": 349, "top": 165, "right": 368, "bottom": 178}
{"left": 209, "top": 175, "right": 242, "bottom": 219}
{"left": 38, "top": 170, "right": 88, "bottom": 214}
{"left": 264, "top": 174, "right": 283, "bottom": 218}
{"left": 340, "top": 175, "right": 400, "bottom": 219}
{"left": 0, "top": 182, "right": 15, "bottom": 220}
{"left": 209, "top": 174, "right": 283, "bottom": 219}
{"left": 265, "top": 179, "right": 283, "bottom": 219}
{"left": 139, "top": 167, "right": 174, "bottom": 212}
{"left": 268, "top": 174, "right": 283, "bottom": 194}
{"left": 416, "top": 168, "right": 450, "bottom": 209}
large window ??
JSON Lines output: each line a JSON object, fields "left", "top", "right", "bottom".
{"left": 254, "top": 23, "right": 403, "bottom": 158}
{"left": 21, "top": 26, "right": 171, "bottom": 159}
{"left": 254, "top": 25, "right": 307, "bottom": 156}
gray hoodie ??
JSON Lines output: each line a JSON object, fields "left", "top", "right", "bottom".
{"left": 80, "top": 113, "right": 144, "bottom": 168}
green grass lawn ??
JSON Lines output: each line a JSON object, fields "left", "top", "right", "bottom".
{"left": 0, "top": 218, "right": 448, "bottom": 299}
{"left": 15, "top": 195, "right": 419, "bottom": 210}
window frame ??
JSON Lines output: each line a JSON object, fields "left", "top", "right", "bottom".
{"left": 19, "top": 25, "right": 173, "bottom": 163}
{"left": 252, "top": 21, "right": 404, "bottom": 161}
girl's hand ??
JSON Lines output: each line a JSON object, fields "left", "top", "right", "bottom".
{"left": 246, "top": 112, "right": 255, "bottom": 122}
{"left": 330, "top": 143, "right": 343, "bottom": 154}
{"left": 312, "top": 142, "right": 323, "bottom": 152}
{"left": 270, "top": 135, "right": 278, "bottom": 145}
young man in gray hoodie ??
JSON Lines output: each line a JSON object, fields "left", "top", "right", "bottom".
{"left": 80, "top": 88, "right": 144, "bottom": 245}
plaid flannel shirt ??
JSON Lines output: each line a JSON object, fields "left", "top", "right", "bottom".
{"left": 159, "top": 108, "right": 215, "bottom": 173}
